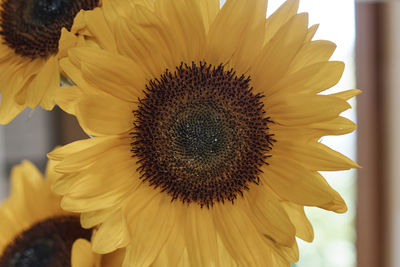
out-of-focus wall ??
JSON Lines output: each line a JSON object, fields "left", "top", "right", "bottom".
{"left": 0, "top": 108, "right": 58, "bottom": 201}
{"left": 383, "top": 3, "right": 400, "bottom": 267}
{"left": 0, "top": 123, "right": 6, "bottom": 201}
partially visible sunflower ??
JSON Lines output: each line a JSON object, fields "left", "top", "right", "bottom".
{"left": 0, "top": 160, "right": 123, "bottom": 267}
{"left": 49, "top": 0, "right": 360, "bottom": 266}
{"left": 54, "top": 0, "right": 155, "bottom": 115}
{"left": 0, "top": 0, "right": 100, "bottom": 124}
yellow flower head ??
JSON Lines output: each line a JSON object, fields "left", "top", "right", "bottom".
{"left": 49, "top": 0, "right": 360, "bottom": 266}
{"left": 0, "top": 160, "right": 124, "bottom": 267}
{"left": 0, "top": 160, "right": 92, "bottom": 266}
{"left": 0, "top": 0, "right": 99, "bottom": 124}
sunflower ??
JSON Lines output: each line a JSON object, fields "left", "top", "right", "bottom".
{"left": 54, "top": 0, "right": 155, "bottom": 115}
{"left": 49, "top": 0, "right": 360, "bottom": 266}
{"left": 0, "top": 0, "right": 100, "bottom": 124}
{"left": 0, "top": 160, "right": 123, "bottom": 267}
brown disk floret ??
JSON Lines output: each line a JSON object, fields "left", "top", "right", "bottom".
{"left": 0, "top": 216, "right": 91, "bottom": 267}
{"left": 132, "top": 62, "right": 274, "bottom": 207}
{"left": 0, "top": 0, "right": 99, "bottom": 58}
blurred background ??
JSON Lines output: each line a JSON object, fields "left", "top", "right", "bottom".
{"left": 0, "top": 0, "right": 396, "bottom": 266}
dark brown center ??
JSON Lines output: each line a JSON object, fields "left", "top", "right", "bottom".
{"left": 0, "top": 0, "right": 99, "bottom": 58}
{"left": 132, "top": 62, "right": 274, "bottom": 207}
{"left": 0, "top": 216, "right": 91, "bottom": 267}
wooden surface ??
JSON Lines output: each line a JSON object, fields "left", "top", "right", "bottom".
{"left": 55, "top": 107, "right": 88, "bottom": 145}
{"left": 355, "top": 3, "right": 385, "bottom": 267}
{"left": 382, "top": 3, "right": 400, "bottom": 267}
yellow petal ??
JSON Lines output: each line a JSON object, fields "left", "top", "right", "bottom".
{"left": 92, "top": 210, "right": 130, "bottom": 253}
{"left": 197, "top": 0, "right": 220, "bottom": 32}
{"left": 267, "top": 61, "right": 344, "bottom": 97}
{"left": 275, "top": 139, "right": 360, "bottom": 171}
{"left": 281, "top": 201, "right": 314, "bottom": 242}
{"left": 101, "top": 0, "right": 138, "bottom": 26}
{"left": 207, "top": 0, "right": 261, "bottom": 65}
{"left": 69, "top": 47, "right": 144, "bottom": 102}
{"left": 269, "top": 240, "right": 299, "bottom": 264}
{"left": 55, "top": 136, "right": 125, "bottom": 172}
{"left": 76, "top": 94, "right": 133, "bottom": 136}
{"left": 308, "top": 116, "right": 357, "bottom": 137}
{"left": 289, "top": 40, "right": 337, "bottom": 73}
{"left": 318, "top": 184, "right": 348, "bottom": 213}
{"left": 262, "top": 155, "right": 334, "bottom": 206}
{"left": 124, "top": 193, "right": 176, "bottom": 267}
{"left": 54, "top": 85, "right": 83, "bottom": 114}
{"left": 64, "top": 146, "right": 134, "bottom": 198}
{"left": 58, "top": 28, "right": 78, "bottom": 58}
{"left": 59, "top": 57, "right": 100, "bottom": 96}
{"left": 213, "top": 203, "right": 273, "bottom": 266}
{"left": 80, "top": 207, "right": 116, "bottom": 229}
{"left": 252, "top": 13, "right": 309, "bottom": 92}
{"left": 305, "top": 24, "right": 319, "bottom": 42}
{"left": 0, "top": 84, "right": 25, "bottom": 124}
{"left": 71, "top": 10, "right": 89, "bottom": 35}
{"left": 185, "top": 205, "right": 218, "bottom": 266}
{"left": 270, "top": 117, "right": 356, "bottom": 142}
{"left": 245, "top": 185, "right": 296, "bottom": 247}
{"left": 113, "top": 12, "right": 170, "bottom": 77}
{"left": 331, "top": 89, "right": 362, "bottom": 100}
{"left": 48, "top": 137, "right": 104, "bottom": 161}
{"left": 155, "top": 0, "right": 207, "bottom": 63}
{"left": 12, "top": 59, "right": 44, "bottom": 106}
{"left": 60, "top": 150, "right": 138, "bottom": 212}
{"left": 264, "top": 0, "right": 299, "bottom": 44}
{"left": 24, "top": 56, "right": 59, "bottom": 109}
{"left": 83, "top": 8, "right": 117, "bottom": 52}
{"left": 272, "top": 254, "right": 290, "bottom": 267}
{"left": 268, "top": 94, "right": 351, "bottom": 126}
{"left": 229, "top": 0, "right": 267, "bottom": 73}
{"left": 216, "top": 236, "right": 239, "bottom": 267}
{"left": 151, "top": 208, "right": 185, "bottom": 267}
{"left": 101, "top": 248, "right": 126, "bottom": 267}
{"left": 51, "top": 173, "right": 81, "bottom": 196}
{"left": 71, "top": 239, "right": 97, "bottom": 267}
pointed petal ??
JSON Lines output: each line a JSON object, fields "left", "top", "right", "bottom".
{"left": 262, "top": 155, "right": 335, "bottom": 206}
{"left": 289, "top": 40, "right": 337, "bottom": 73}
{"left": 264, "top": 0, "right": 299, "bottom": 44}
{"left": 267, "top": 94, "right": 351, "bottom": 126}
{"left": 207, "top": 0, "right": 260, "bottom": 65}
{"left": 331, "top": 89, "right": 362, "bottom": 100}
{"left": 267, "top": 61, "right": 344, "bottom": 97}
{"left": 275, "top": 140, "right": 360, "bottom": 171}
{"left": 281, "top": 201, "right": 314, "bottom": 242}
{"left": 252, "top": 13, "right": 309, "bottom": 92}
{"left": 155, "top": 0, "right": 207, "bottom": 62}
{"left": 54, "top": 136, "right": 125, "bottom": 172}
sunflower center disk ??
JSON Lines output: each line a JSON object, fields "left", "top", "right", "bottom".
{"left": 173, "top": 106, "right": 228, "bottom": 164}
{"left": 0, "top": 0, "right": 99, "bottom": 58}
{"left": 133, "top": 62, "right": 274, "bottom": 207}
{"left": 0, "top": 216, "right": 91, "bottom": 267}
